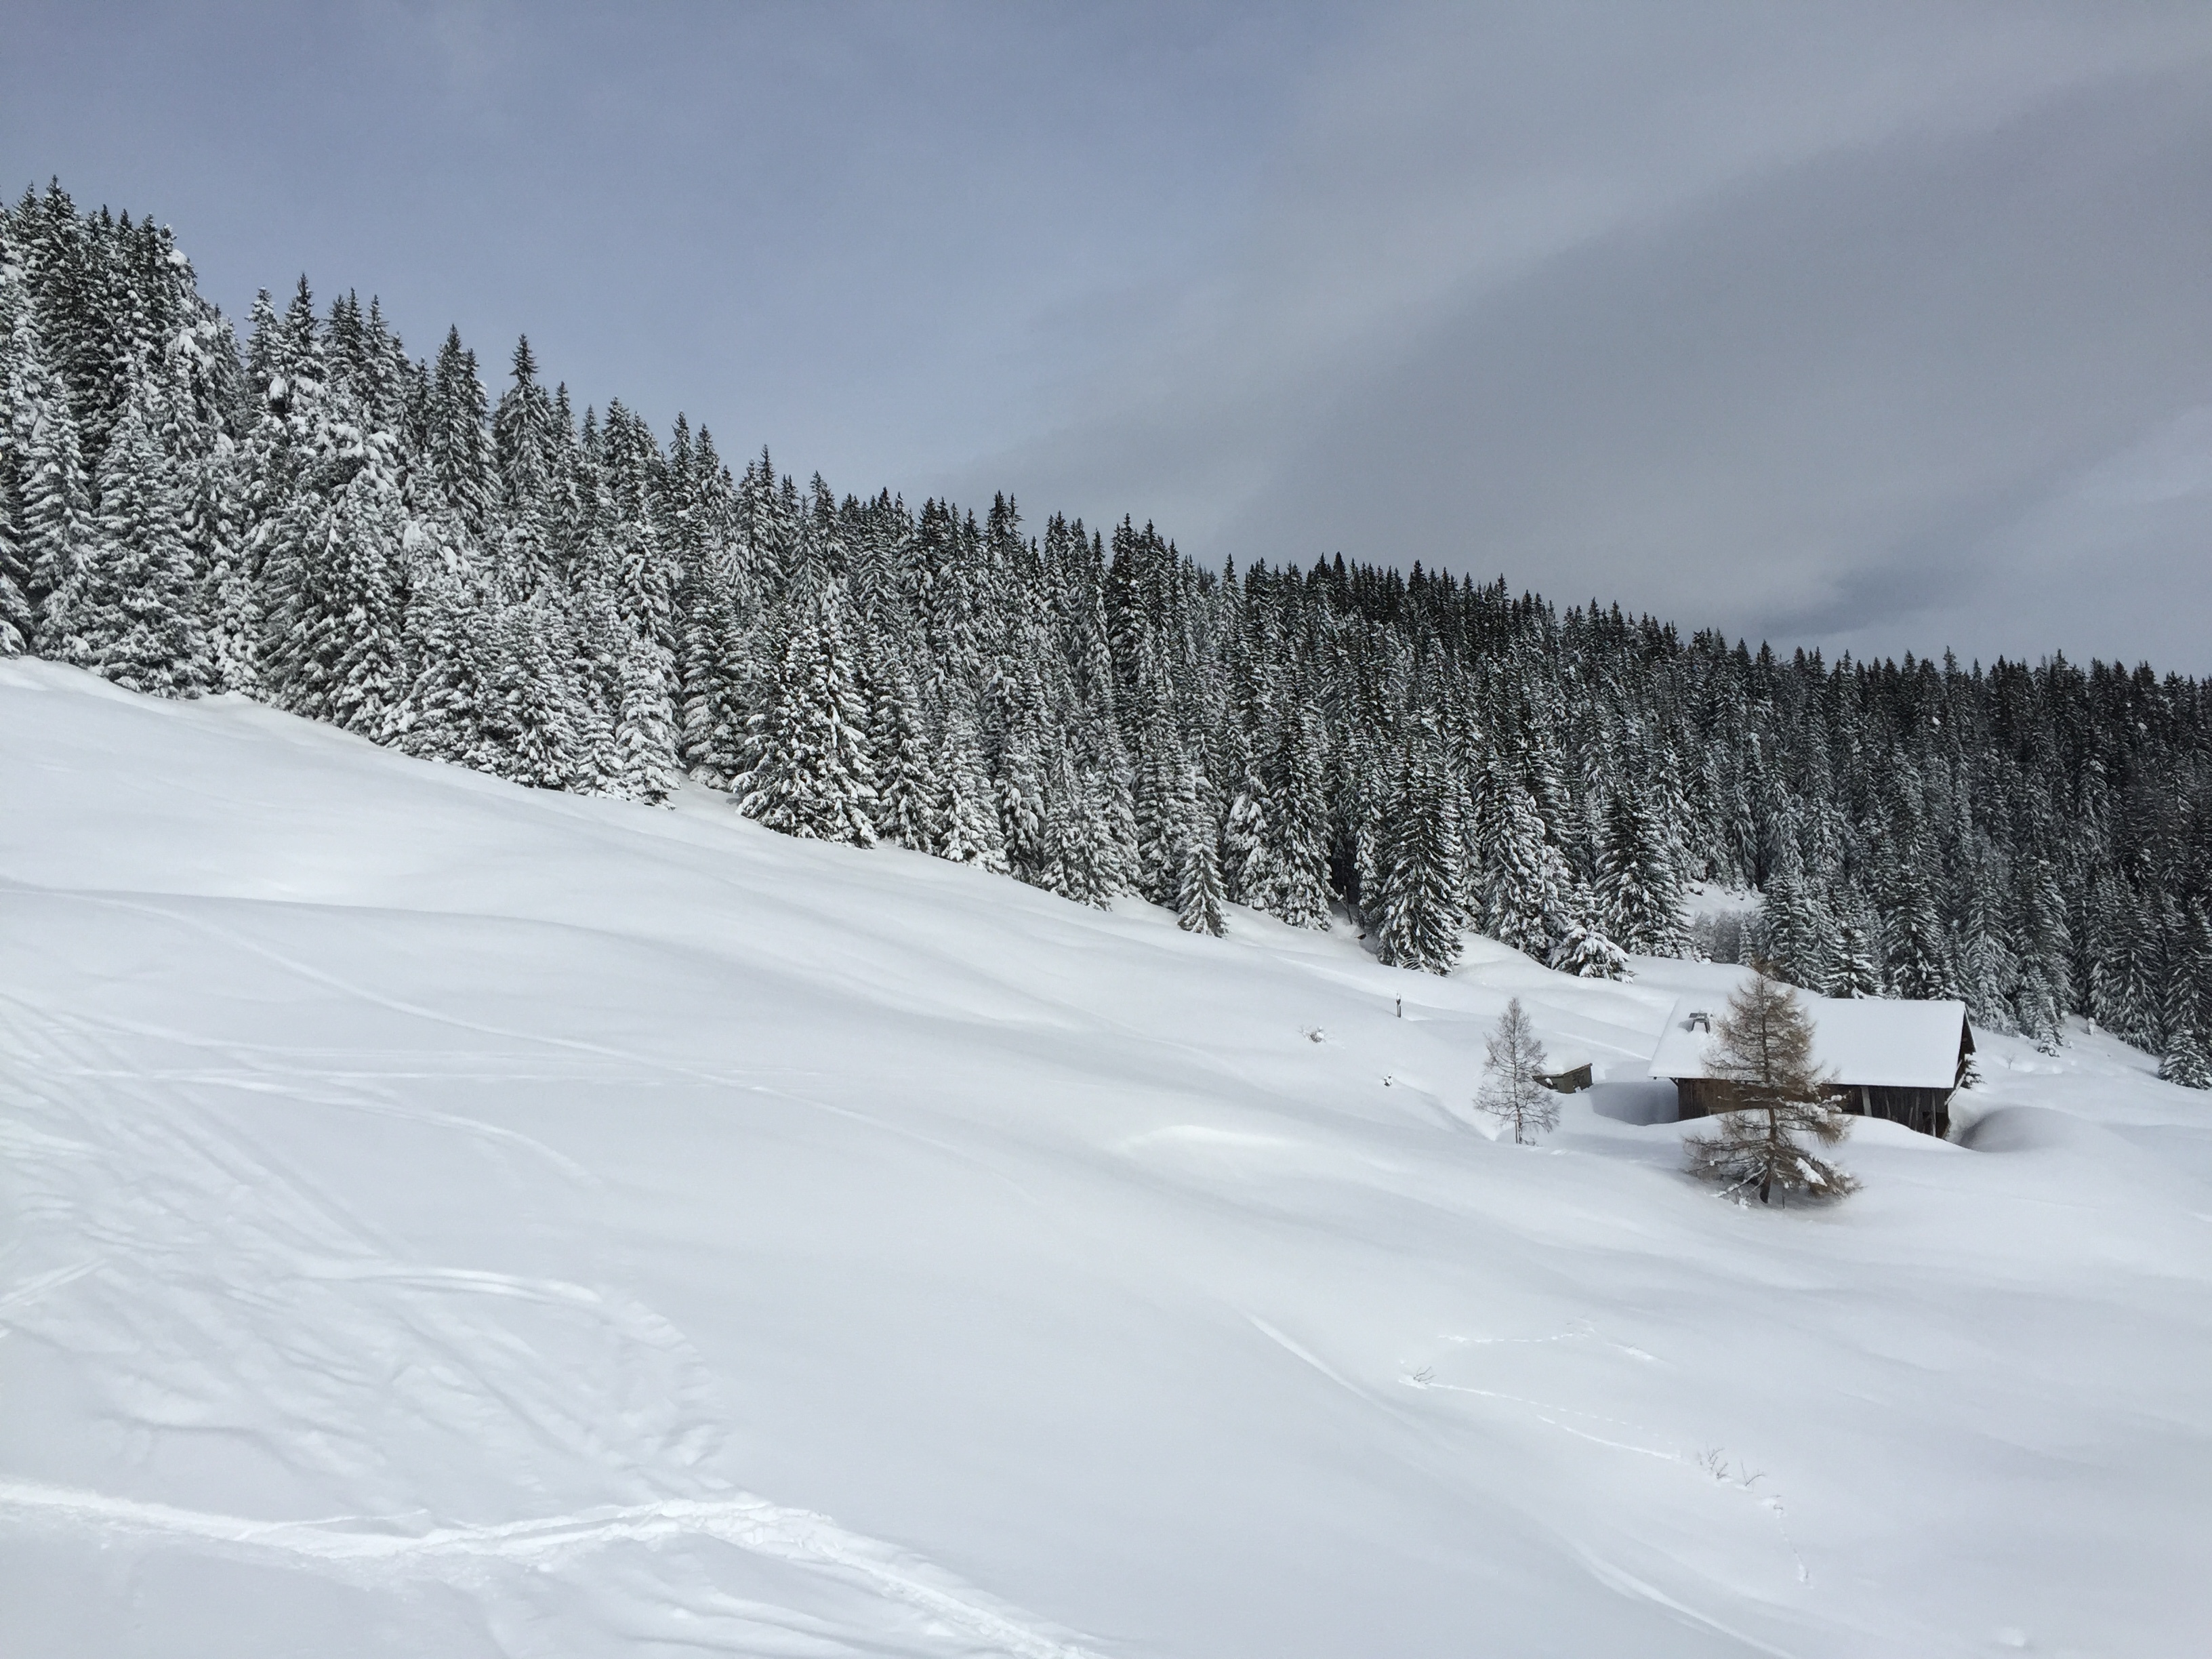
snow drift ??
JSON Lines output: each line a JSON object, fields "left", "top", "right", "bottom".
{"left": 2, "top": 659, "right": 2208, "bottom": 1658}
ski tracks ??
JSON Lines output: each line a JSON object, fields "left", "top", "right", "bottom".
{"left": 0, "top": 1479, "right": 1106, "bottom": 1659}
{"left": 0, "top": 964, "right": 1105, "bottom": 1659}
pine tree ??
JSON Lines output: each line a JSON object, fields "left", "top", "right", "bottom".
{"left": 1221, "top": 767, "right": 1268, "bottom": 909}
{"left": 2156, "top": 905, "right": 2212, "bottom": 1088}
{"left": 1684, "top": 970, "right": 1859, "bottom": 1204}
{"left": 603, "top": 623, "right": 681, "bottom": 805}
{"left": 427, "top": 326, "right": 493, "bottom": 538}
{"left": 491, "top": 334, "right": 556, "bottom": 585}
{"left": 933, "top": 704, "right": 1006, "bottom": 870}
{"left": 1048, "top": 750, "right": 1120, "bottom": 909}
{"left": 259, "top": 420, "right": 406, "bottom": 736}
{"left": 189, "top": 432, "right": 257, "bottom": 693}
{"left": 1471, "top": 759, "right": 1569, "bottom": 962}
{"left": 1131, "top": 688, "right": 1188, "bottom": 907}
{"left": 389, "top": 549, "right": 491, "bottom": 766}
{"left": 1475, "top": 997, "right": 1558, "bottom": 1143}
{"left": 996, "top": 659, "right": 1057, "bottom": 889}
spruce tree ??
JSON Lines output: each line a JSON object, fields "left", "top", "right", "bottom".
{"left": 1048, "top": 751, "right": 1120, "bottom": 909}
{"left": 62, "top": 386, "right": 205, "bottom": 695}
{"left": 602, "top": 623, "right": 681, "bottom": 805}
{"left": 933, "top": 704, "right": 1006, "bottom": 870}
{"left": 867, "top": 647, "right": 937, "bottom": 851}
{"left": 1261, "top": 704, "right": 1333, "bottom": 929}
{"left": 1472, "top": 759, "right": 1568, "bottom": 962}
{"left": 1374, "top": 725, "right": 1464, "bottom": 975}
{"left": 1828, "top": 901, "right": 1883, "bottom": 999}
{"left": 472, "top": 592, "right": 586, "bottom": 791}
{"left": 1549, "top": 910, "right": 1630, "bottom": 980}
{"left": 2159, "top": 1028, "right": 2212, "bottom": 1090}
{"left": 1595, "top": 789, "right": 1687, "bottom": 956}
{"left": 259, "top": 421, "right": 406, "bottom": 737}
{"left": 735, "top": 571, "right": 878, "bottom": 845}
{"left": 1755, "top": 870, "right": 1833, "bottom": 992}
{"left": 1175, "top": 785, "right": 1228, "bottom": 937}
{"left": 9, "top": 307, "right": 94, "bottom": 656}
{"left": 389, "top": 552, "right": 492, "bottom": 766}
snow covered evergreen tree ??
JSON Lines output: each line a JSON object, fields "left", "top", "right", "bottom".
{"left": 1260, "top": 704, "right": 1333, "bottom": 929}
{"left": 61, "top": 384, "right": 205, "bottom": 694}
{"left": 1374, "top": 724, "right": 1463, "bottom": 974}
{"left": 1595, "top": 789, "right": 1686, "bottom": 956}
{"left": 735, "top": 569, "right": 877, "bottom": 845}
{"left": 8, "top": 304, "right": 94, "bottom": 657}
{"left": 1175, "top": 784, "right": 1227, "bottom": 937}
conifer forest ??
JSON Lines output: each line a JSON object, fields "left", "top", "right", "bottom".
{"left": 5, "top": 182, "right": 2209, "bottom": 1083}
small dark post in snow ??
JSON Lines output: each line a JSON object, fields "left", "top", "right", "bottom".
{"left": 1396, "top": 998, "right": 1402, "bottom": 1019}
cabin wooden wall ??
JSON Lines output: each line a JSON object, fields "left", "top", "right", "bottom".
{"left": 1673, "top": 1078, "right": 1952, "bottom": 1139}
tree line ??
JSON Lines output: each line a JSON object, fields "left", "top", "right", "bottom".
{"left": 5, "top": 182, "right": 2209, "bottom": 1085}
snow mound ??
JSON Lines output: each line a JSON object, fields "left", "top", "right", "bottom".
{"left": 1964, "top": 1103, "right": 2104, "bottom": 1154}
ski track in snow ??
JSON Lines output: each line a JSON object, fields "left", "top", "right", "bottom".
{"left": 0, "top": 1481, "right": 1106, "bottom": 1659}
{"left": 0, "top": 972, "right": 1104, "bottom": 1659}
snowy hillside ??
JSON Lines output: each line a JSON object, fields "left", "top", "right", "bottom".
{"left": 3, "top": 659, "right": 2208, "bottom": 1659}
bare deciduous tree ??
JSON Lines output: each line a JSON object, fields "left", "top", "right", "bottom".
{"left": 1476, "top": 997, "right": 1559, "bottom": 1144}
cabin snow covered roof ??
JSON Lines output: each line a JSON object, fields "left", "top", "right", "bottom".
{"left": 1648, "top": 993, "right": 1970, "bottom": 1091}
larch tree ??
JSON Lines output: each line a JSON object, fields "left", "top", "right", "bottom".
{"left": 1475, "top": 997, "right": 1557, "bottom": 1143}
{"left": 1685, "top": 968, "right": 1858, "bottom": 1205}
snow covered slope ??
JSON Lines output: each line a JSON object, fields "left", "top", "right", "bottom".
{"left": 3, "top": 659, "right": 2208, "bottom": 1659}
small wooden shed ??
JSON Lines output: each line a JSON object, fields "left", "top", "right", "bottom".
{"left": 1647, "top": 994, "right": 1973, "bottom": 1139}
{"left": 1536, "top": 1047, "right": 1594, "bottom": 1094}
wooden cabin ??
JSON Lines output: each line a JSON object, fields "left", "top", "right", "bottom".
{"left": 1647, "top": 994, "right": 1974, "bottom": 1139}
{"left": 1536, "top": 1048, "right": 1594, "bottom": 1094}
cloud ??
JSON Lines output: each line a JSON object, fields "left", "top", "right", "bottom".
{"left": 963, "top": 1, "right": 2212, "bottom": 669}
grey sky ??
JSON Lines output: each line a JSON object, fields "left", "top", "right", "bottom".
{"left": 8, "top": 2, "right": 2211, "bottom": 671}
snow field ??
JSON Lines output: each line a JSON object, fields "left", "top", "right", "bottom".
{"left": 1, "top": 659, "right": 2208, "bottom": 1658}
